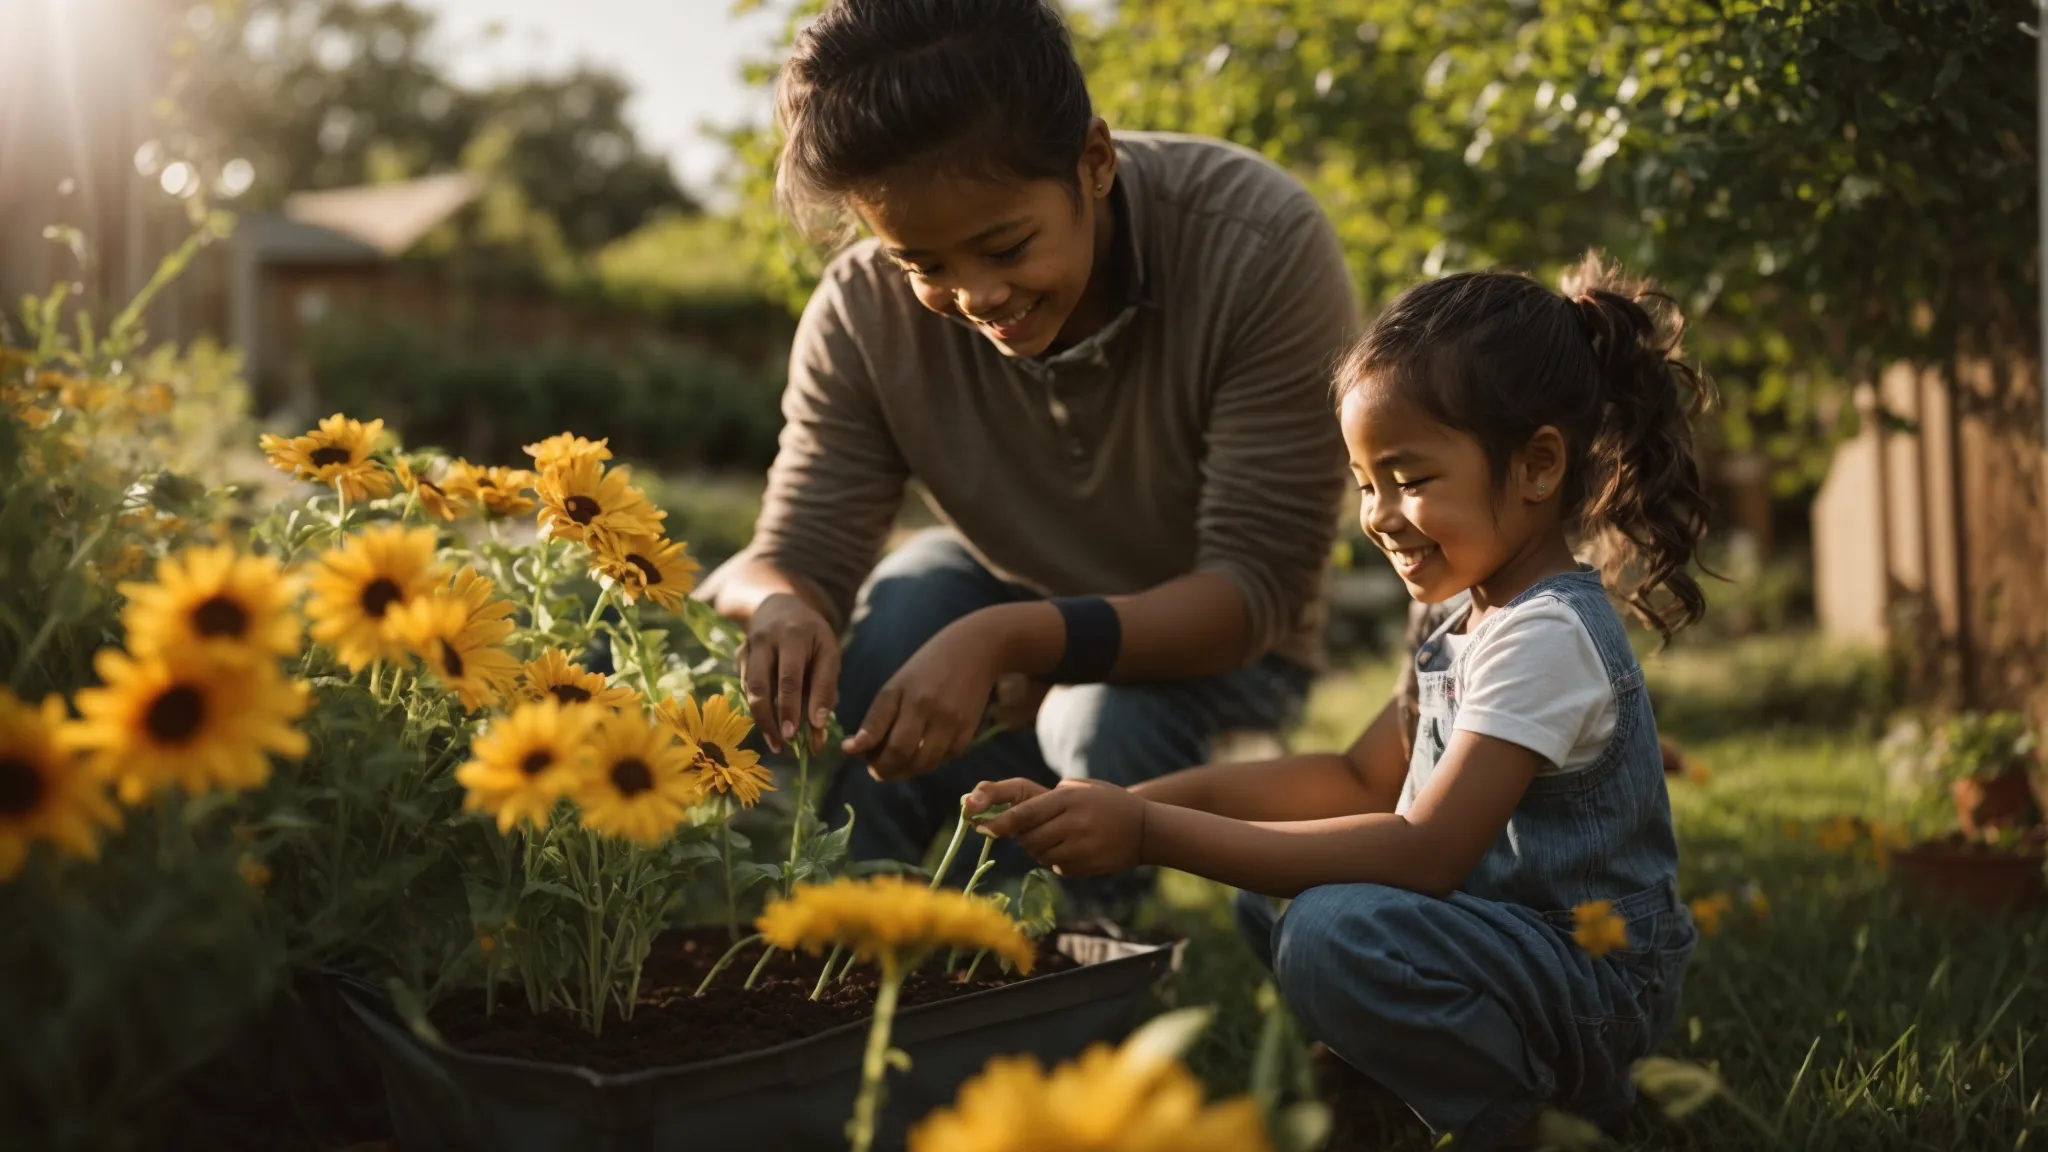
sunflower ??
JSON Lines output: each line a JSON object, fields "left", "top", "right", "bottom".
{"left": 534, "top": 457, "right": 665, "bottom": 548}
{"left": 393, "top": 458, "right": 470, "bottom": 521}
{"left": 590, "top": 532, "right": 700, "bottom": 613}
{"left": 65, "top": 647, "right": 309, "bottom": 800}
{"left": 908, "top": 1024, "right": 1271, "bottom": 1152}
{"left": 304, "top": 526, "right": 447, "bottom": 671}
{"left": 456, "top": 699, "right": 593, "bottom": 833}
{"left": 519, "top": 648, "right": 640, "bottom": 711}
{"left": 258, "top": 414, "right": 393, "bottom": 502}
{"left": 656, "top": 694, "right": 772, "bottom": 808}
{"left": 447, "top": 565, "right": 519, "bottom": 634}
{"left": 387, "top": 595, "right": 520, "bottom": 711}
{"left": 119, "top": 545, "right": 301, "bottom": 661}
{"left": 756, "top": 876, "right": 1034, "bottom": 973}
{"left": 0, "top": 690, "right": 120, "bottom": 880}
{"left": 573, "top": 710, "right": 703, "bottom": 846}
{"left": 523, "top": 432, "right": 612, "bottom": 473}
{"left": 443, "top": 461, "right": 537, "bottom": 517}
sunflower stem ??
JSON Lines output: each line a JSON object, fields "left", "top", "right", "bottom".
{"left": 694, "top": 932, "right": 764, "bottom": 997}
{"left": 629, "top": 602, "right": 663, "bottom": 698}
{"left": 721, "top": 798, "right": 739, "bottom": 941}
{"left": 847, "top": 955, "right": 904, "bottom": 1152}
{"left": 332, "top": 480, "right": 348, "bottom": 534}
{"left": 929, "top": 802, "right": 972, "bottom": 891}
{"left": 528, "top": 538, "right": 553, "bottom": 632}
{"left": 946, "top": 840, "right": 997, "bottom": 972}
{"left": 961, "top": 948, "right": 988, "bottom": 984}
{"left": 743, "top": 943, "right": 779, "bottom": 990}
{"left": 582, "top": 583, "right": 613, "bottom": 636}
{"left": 783, "top": 734, "right": 814, "bottom": 898}
{"left": 810, "top": 944, "right": 844, "bottom": 1001}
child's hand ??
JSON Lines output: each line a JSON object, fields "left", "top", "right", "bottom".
{"left": 963, "top": 777, "right": 1048, "bottom": 821}
{"left": 972, "top": 778, "right": 1148, "bottom": 877}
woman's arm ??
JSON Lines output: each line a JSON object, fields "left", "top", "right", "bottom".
{"left": 1128, "top": 698, "right": 1408, "bottom": 821}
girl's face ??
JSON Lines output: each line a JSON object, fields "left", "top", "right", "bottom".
{"left": 1339, "top": 386, "right": 1562, "bottom": 606}
{"left": 852, "top": 123, "right": 1119, "bottom": 359}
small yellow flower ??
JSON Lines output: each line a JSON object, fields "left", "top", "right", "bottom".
{"left": 393, "top": 458, "right": 471, "bottom": 521}
{"left": 258, "top": 414, "right": 393, "bottom": 502}
{"left": 909, "top": 1027, "right": 1271, "bottom": 1152}
{"left": 534, "top": 457, "right": 665, "bottom": 549}
{"left": 590, "top": 532, "right": 699, "bottom": 613}
{"left": 442, "top": 461, "right": 537, "bottom": 517}
{"left": 1742, "top": 885, "right": 1771, "bottom": 919}
{"left": 1815, "top": 815, "right": 1860, "bottom": 854}
{"left": 238, "top": 854, "right": 272, "bottom": 888}
{"left": 0, "top": 690, "right": 121, "bottom": 880}
{"left": 574, "top": 710, "right": 703, "bottom": 846}
{"left": 1687, "top": 893, "right": 1733, "bottom": 936}
{"left": 387, "top": 595, "right": 521, "bottom": 711}
{"left": 518, "top": 648, "right": 640, "bottom": 711}
{"left": 1683, "top": 759, "right": 1711, "bottom": 785}
{"left": 757, "top": 876, "right": 1035, "bottom": 974}
{"left": 304, "top": 525, "right": 447, "bottom": 671}
{"left": 523, "top": 432, "right": 613, "bottom": 473}
{"left": 656, "top": 694, "right": 773, "bottom": 808}
{"left": 456, "top": 699, "right": 593, "bottom": 834}
{"left": 1571, "top": 899, "right": 1628, "bottom": 957}
{"left": 119, "top": 545, "right": 302, "bottom": 662}
{"left": 65, "top": 647, "right": 309, "bottom": 800}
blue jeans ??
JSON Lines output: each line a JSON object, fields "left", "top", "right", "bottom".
{"left": 820, "top": 529, "right": 1311, "bottom": 905}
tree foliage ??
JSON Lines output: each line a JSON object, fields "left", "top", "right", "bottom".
{"left": 169, "top": 0, "right": 694, "bottom": 252}
{"left": 725, "top": 0, "right": 2037, "bottom": 488}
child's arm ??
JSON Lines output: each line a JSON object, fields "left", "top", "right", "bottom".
{"left": 976, "top": 728, "right": 1542, "bottom": 899}
{"left": 1125, "top": 699, "right": 1408, "bottom": 821}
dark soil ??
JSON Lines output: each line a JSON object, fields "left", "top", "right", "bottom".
{"left": 431, "top": 928, "right": 1080, "bottom": 1073}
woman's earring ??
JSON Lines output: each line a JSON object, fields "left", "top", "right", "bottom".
{"left": 1095, "top": 182, "right": 1105, "bottom": 193}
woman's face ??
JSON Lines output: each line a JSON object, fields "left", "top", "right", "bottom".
{"left": 852, "top": 121, "right": 1118, "bottom": 359}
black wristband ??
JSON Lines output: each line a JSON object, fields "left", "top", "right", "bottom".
{"left": 1046, "top": 596, "right": 1122, "bottom": 684}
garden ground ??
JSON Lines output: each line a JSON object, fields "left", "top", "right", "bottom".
{"left": 1132, "top": 634, "right": 2046, "bottom": 1151}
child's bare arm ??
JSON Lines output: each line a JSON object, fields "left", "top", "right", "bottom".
{"left": 1126, "top": 698, "right": 1408, "bottom": 821}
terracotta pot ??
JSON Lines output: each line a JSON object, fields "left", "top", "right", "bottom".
{"left": 1951, "top": 774, "right": 2039, "bottom": 837}
{"left": 1892, "top": 831, "right": 2047, "bottom": 917}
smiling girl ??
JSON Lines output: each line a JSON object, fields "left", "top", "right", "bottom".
{"left": 973, "top": 255, "right": 1714, "bottom": 1146}
{"left": 699, "top": 0, "right": 1356, "bottom": 901}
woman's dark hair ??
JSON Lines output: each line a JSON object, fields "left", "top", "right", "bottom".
{"left": 773, "top": 0, "right": 1095, "bottom": 240}
{"left": 1337, "top": 252, "right": 1716, "bottom": 641}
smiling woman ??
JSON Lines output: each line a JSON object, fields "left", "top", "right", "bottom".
{"left": 698, "top": 0, "right": 1358, "bottom": 911}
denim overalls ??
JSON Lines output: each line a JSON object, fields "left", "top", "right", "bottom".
{"left": 1236, "top": 570, "right": 1696, "bottom": 1148}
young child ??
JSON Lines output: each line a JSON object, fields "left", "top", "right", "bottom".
{"left": 971, "top": 254, "right": 1713, "bottom": 1148}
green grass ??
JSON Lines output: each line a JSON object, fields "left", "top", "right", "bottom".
{"left": 1134, "top": 636, "right": 2047, "bottom": 1151}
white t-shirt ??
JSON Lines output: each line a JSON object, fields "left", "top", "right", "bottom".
{"left": 1441, "top": 598, "right": 1618, "bottom": 774}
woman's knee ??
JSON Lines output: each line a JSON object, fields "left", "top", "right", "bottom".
{"left": 1035, "top": 683, "right": 1207, "bottom": 784}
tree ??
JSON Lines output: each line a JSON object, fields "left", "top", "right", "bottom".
{"left": 168, "top": 0, "right": 694, "bottom": 252}
{"left": 724, "top": 0, "right": 2037, "bottom": 489}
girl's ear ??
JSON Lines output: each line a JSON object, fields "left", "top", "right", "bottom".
{"left": 1078, "top": 117, "right": 1117, "bottom": 201}
{"left": 1519, "top": 425, "right": 1569, "bottom": 503}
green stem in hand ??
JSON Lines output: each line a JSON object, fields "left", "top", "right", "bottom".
{"left": 847, "top": 953, "right": 906, "bottom": 1152}
{"left": 785, "top": 733, "right": 814, "bottom": 898}
{"left": 693, "top": 933, "right": 764, "bottom": 997}
{"left": 946, "top": 837, "right": 998, "bottom": 972}
{"left": 929, "top": 802, "right": 972, "bottom": 891}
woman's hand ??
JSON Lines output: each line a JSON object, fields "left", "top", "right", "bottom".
{"left": 738, "top": 592, "right": 842, "bottom": 753}
{"left": 973, "top": 778, "right": 1148, "bottom": 877}
{"left": 843, "top": 613, "right": 1006, "bottom": 780}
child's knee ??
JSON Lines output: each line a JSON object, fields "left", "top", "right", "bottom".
{"left": 1271, "top": 883, "right": 1419, "bottom": 1010}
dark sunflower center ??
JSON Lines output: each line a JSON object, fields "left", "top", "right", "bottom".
{"left": 564, "top": 495, "right": 602, "bottom": 524}
{"left": 144, "top": 684, "right": 206, "bottom": 744}
{"left": 610, "top": 757, "right": 654, "bottom": 797}
{"left": 191, "top": 594, "right": 250, "bottom": 638}
{"left": 439, "top": 640, "right": 465, "bottom": 678}
{"left": 308, "top": 446, "right": 351, "bottom": 467}
{"left": 0, "top": 756, "right": 45, "bottom": 817}
{"left": 549, "top": 683, "right": 592, "bottom": 703}
{"left": 627, "top": 554, "right": 662, "bottom": 584}
{"left": 420, "top": 480, "right": 446, "bottom": 498}
{"left": 359, "top": 577, "right": 403, "bottom": 619}
{"left": 518, "top": 751, "right": 552, "bottom": 777}
{"left": 699, "top": 742, "right": 728, "bottom": 768}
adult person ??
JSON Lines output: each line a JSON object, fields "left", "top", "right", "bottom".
{"left": 699, "top": 0, "right": 1357, "bottom": 901}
